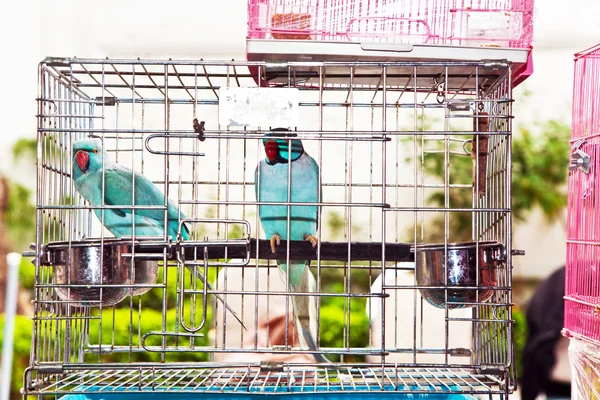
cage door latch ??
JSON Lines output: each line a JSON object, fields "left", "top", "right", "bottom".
{"left": 569, "top": 139, "right": 591, "bottom": 174}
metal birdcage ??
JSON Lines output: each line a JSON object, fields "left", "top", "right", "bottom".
{"left": 245, "top": 0, "right": 534, "bottom": 87}
{"left": 564, "top": 43, "right": 600, "bottom": 346}
{"left": 25, "top": 57, "right": 516, "bottom": 398}
{"left": 247, "top": 0, "right": 534, "bottom": 48}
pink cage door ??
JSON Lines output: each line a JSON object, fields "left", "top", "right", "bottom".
{"left": 247, "top": 0, "right": 534, "bottom": 48}
{"left": 564, "top": 43, "right": 600, "bottom": 346}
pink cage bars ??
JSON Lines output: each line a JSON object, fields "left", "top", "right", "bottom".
{"left": 564, "top": 43, "right": 600, "bottom": 346}
{"left": 247, "top": 0, "right": 534, "bottom": 48}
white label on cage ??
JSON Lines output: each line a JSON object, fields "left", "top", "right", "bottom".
{"left": 465, "top": 11, "right": 523, "bottom": 41}
{"left": 218, "top": 87, "right": 299, "bottom": 128}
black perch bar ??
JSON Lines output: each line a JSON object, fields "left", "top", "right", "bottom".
{"left": 185, "top": 239, "right": 415, "bottom": 262}
{"left": 34, "top": 239, "right": 415, "bottom": 265}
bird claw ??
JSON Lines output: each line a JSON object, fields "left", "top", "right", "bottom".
{"left": 270, "top": 234, "right": 282, "bottom": 254}
{"left": 304, "top": 234, "right": 318, "bottom": 248}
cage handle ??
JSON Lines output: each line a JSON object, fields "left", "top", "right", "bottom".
{"left": 346, "top": 17, "right": 432, "bottom": 44}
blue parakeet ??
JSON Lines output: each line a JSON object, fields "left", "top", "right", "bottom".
{"left": 255, "top": 130, "right": 329, "bottom": 363}
{"left": 72, "top": 138, "right": 244, "bottom": 327}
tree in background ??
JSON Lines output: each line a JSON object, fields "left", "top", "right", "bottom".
{"left": 411, "top": 119, "right": 570, "bottom": 242}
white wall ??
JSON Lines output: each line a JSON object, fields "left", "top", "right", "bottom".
{"left": 2, "top": 0, "right": 599, "bottom": 278}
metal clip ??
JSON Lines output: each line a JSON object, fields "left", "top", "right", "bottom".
{"left": 44, "top": 57, "right": 70, "bottom": 67}
{"left": 193, "top": 118, "right": 206, "bottom": 142}
{"left": 259, "top": 362, "right": 284, "bottom": 373}
{"left": 23, "top": 243, "right": 48, "bottom": 265}
{"left": 483, "top": 59, "right": 509, "bottom": 70}
{"left": 95, "top": 96, "right": 116, "bottom": 106}
{"left": 447, "top": 101, "right": 471, "bottom": 112}
{"left": 569, "top": 139, "right": 591, "bottom": 174}
{"left": 22, "top": 243, "right": 37, "bottom": 258}
{"left": 436, "top": 82, "right": 445, "bottom": 104}
{"left": 37, "top": 362, "right": 64, "bottom": 374}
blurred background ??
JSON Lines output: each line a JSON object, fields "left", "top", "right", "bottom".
{"left": 0, "top": 0, "right": 599, "bottom": 398}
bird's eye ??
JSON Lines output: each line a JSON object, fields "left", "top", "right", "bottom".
{"left": 93, "top": 149, "right": 99, "bottom": 154}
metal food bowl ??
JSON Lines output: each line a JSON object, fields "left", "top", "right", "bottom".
{"left": 413, "top": 241, "right": 506, "bottom": 309}
{"left": 49, "top": 238, "right": 159, "bottom": 306}
{"left": 131, "top": 260, "right": 159, "bottom": 296}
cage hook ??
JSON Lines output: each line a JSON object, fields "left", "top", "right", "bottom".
{"left": 43, "top": 99, "right": 59, "bottom": 117}
{"left": 193, "top": 118, "right": 206, "bottom": 142}
{"left": 461, "top": 140, "right": 473, "bottom": 155}
{"left": 436, "top": 82, "right": 445, "bottom": 104}
{"left": 569, "top": 139, "right": 591, "bottom": 175}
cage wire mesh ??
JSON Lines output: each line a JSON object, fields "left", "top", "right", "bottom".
{"left": 247, "top": 0, "right": 534, "bottom": 48}
{"left": 27, "top": 57, "right": 514, "bottom": 397}
{"left": 565, "top": 43, "right": 600, "bottom": 345}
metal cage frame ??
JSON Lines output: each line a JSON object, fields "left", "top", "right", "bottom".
{"left": 247, "top": 0, "right": 534, "bottom": 48}
{"left": 26, "top": 57, "right": 516, "bottom": 398}
{"left": 564, "top": 43, "right": 600, "bottom": 346}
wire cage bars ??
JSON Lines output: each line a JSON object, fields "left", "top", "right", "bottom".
{"left": 247, "top": 0, "right": 534, "bottom": 48}
{"left": 564, "top": 43, "right": 600, "bottom": 346}
{"left": 26, "top": 57, "right": 515, "bottom": 397}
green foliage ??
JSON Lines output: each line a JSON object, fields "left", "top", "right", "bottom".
{"left": 326, "top": 211, "right": 345, "bottom": 240}
{"left": 512, "top": 306, "right": 527, "bottom": 379}
{"left": 18, "top": 256, "right": 36, "bottom": 290}
{"left": 83, "top": 262, "right": 214, "bottom": 364}
{"left": 511, "top": 120, "right": 570, "bottom": 222}
{"left": 85, "top": 305, "right": 211, "bottom": 363}
{"left": 228, "top": 223, "right": 243, "bottom": 239}
{"left": 316, "top": 266, "right": 372, "bottom": 362}
{"left": 3, "top": 137, "right": 38, "bottom": 252}
{"left": 4, "top": 179, "right": 36, "bottom": 251}
{"left": 11, "top": 138, "right": 37, "bottom": 162}
{"left": 409, "top": 118, "right": 570, "bottom": 241}
{"left": 319, "top": 296, "right": 370, "bottom": 362}
{"left": 0, "top": 315, "right": 33, "bottom": 397}
{"left": 13, "top": 135, "right": 62, "bottom": 165}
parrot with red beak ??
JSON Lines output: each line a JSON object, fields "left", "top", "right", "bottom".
{"left": 72, "top": 138, "right": 245, "bottom": 328}
{"left": 254, "top": 129, "right": 329, "bottom": 363}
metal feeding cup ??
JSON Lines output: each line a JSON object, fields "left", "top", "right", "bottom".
{"left": 413, "top": 241, "right": 506, "bottom": 309}
{"left": 48, "top": 238, "right": 159, "bottom": 307}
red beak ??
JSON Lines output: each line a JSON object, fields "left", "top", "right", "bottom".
{"left": 75, "top": 150, "right": 89, "bottom": 173}
{"left": 265, "top": 140, "right": 278, "bottom": 163}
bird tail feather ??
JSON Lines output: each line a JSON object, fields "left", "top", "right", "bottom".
{"left": 288, "top": 264, "right": 331, "bottom": 363}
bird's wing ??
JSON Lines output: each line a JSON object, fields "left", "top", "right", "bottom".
{"left": 104, "top": 164, "right": 184, "bottom": 222}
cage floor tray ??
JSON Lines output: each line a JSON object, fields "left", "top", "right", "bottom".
{"left": 247, "top": 39, "right": 531, "bottom": 88}
{"left": 26, "top": 365, "right": 507, "bottom": 397}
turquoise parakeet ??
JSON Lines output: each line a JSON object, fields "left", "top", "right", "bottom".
{"left": 72, "top": 138, "right": 244, "bottom": 327}
{"left": 255, "top": 130, "right": 329, "bottom": 363}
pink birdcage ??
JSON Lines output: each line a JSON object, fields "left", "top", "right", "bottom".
{"left": 564, "top": 43, "right": 600, "bottom": 346}
{"left": 247, "top": 0, "right": 534, "bottom": 48}
{"left": 246, "top": 0, "right": 534, "bottom": 87}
